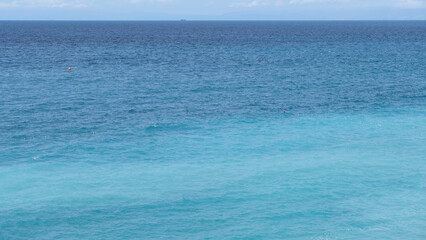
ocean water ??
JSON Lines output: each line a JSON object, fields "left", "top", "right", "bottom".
{"left": 0, "top": 21, "right": 425, "bottom": 239}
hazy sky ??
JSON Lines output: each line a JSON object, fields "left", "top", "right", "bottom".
{"left": 0, "top": 0, "right": 425, "bottom": 20}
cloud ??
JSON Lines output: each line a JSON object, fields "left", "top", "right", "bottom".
{"left": 0, "top": 1, "right": 19, "bottom": 8}
{"left": 1, "top": 0, "right": 425, "bottom": 10}
{"left": 393, "top": 0, "right": 426, "bottom": 8}
{"left": 230, "top": 0, "right": 284, "bottom": 7}
{"left": 230, "top": 0, "right": 349, "bottom": 8}
{"left": 288, "top": 0, "right": 426, "bottom": 8}
{"left": 289, "top": 0, "right": 345, "bottom": 3}
{"left": 128, "top": 0, "right": 173, "bottom": 3}
{"left": 0, "top": 0, "right": 89, "bottom": 8}
{"left": 230, "top": 0, "right": 265, "bottom": 7}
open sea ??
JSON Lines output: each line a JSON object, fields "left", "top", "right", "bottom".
{"left": 0, "top": 21, "right": 425, "bottom": 239}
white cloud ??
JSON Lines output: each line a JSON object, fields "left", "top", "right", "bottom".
{"left": 230, "top": 0, "right": 285, "bottom": 7}
{"left": 288, "top": 0, "right": 426, "bottom": 8}
{"left": 1, "top": 0, "right": 425, "bottom": 10}
{"left": 0, "top": 1, "right": 19, "bottom": 7}
{"left": 0, "top": 0, "right": 89, "bottom": 8}
{"left": 393, "top": 0, "right": 426, "bottom": 8}
{"left": 275, "top": 0, "right": 284, "bottom": 5}
{"left": 289, "top": 0, "right": 352, "bottom": 4}
{"left": 128, "top": 0, "right": 173, "bottom": 3}
{"left": 230, "top": 0, "right": 348, "bottom": 8}
{"left": 230, "top": 0, "right": 263, "bottom": 7}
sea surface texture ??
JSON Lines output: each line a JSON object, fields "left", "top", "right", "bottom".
{"left": 1, "top": 21, "right": 425, "bottom": 239}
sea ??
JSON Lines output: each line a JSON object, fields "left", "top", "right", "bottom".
{"left": 0, "top": 21, "right": 425, "bottom": 239}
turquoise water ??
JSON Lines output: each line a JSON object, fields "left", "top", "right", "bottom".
{"left": 1, "top": 21, "right": 426, "bottom": 239}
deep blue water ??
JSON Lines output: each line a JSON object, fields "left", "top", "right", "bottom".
{"left": 0, "top": 21, "right": 426, "bottom": 239}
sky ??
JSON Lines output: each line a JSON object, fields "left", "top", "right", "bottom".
{"left": 0, "top": 0, "right": 425, "bottom": 20}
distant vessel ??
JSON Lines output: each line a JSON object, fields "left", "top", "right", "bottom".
{"left": 180, "top": 19, "right": 187, "bottom": 21}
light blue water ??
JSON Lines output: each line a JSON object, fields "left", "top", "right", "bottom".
{"left": 0, "top": 21, "right": 426, "bottom": 239}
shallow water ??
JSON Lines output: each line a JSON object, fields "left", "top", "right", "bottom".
{"left": 0, "top": 21, "right": 425, "bottom": 239}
